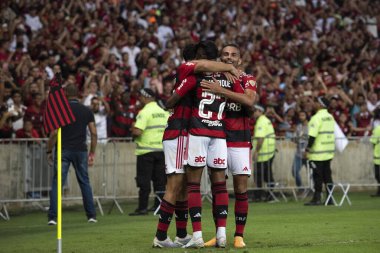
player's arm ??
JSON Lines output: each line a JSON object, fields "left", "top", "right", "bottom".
{"left": 166, "top": 92, "right": 182, "bottom": 109}
{"left": 192, "top": 60, "right": 239, "bottom": 81}
{"left": 166, "top": 76, "right": 196, "bottom": 109}
{"left": 200, "top": 77, "right": 256, "bottom": 107}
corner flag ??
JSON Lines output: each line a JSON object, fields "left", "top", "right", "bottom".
{"left": 43, "top": 73, "right": 76, "bottom": 133}
{"left": 43, "top": 73, "right": 76, "bottom": 253}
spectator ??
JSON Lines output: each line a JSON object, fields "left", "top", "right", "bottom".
{"left": 88, "top": 96, "right": 110, "bottom": 143}
{"left": 8, "top": 90, "right": 26, "bottom": 131}
{"left": 122, "top": 36, "right": 141, "bottom": 77}
{"left": 15, "top": 117, "right": 39, "bottom": 139}
{"left": 24, "top": 92, "right": 45, "bottom": 138}
{"left": 0, "top": 104, "right": 13, "bottom": 138}
{"left": 292, "top": 111, "right": 308, "bottom": 188}
{"left": 46, "top": 84, "right": 98, "bottom": 225}
{"left": 0, "top": 0, "right": 379, "bottom": 139}
{"left": 24, "top": 7, "right": 43, "bottom": 33}
{"left": 110, "top": 86, "right": 136, "bottom": 138}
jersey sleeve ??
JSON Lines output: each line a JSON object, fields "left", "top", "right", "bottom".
{"left": 254, "top": 118, "right": 266, "bottom": 138}
{"left": 242, "top": 75, "right": 257, "bottom": 92}
{"left": 308, "top": 115, "right": 320, "bottom": 138}
{"left": 134, "top": 109, "right": 148, "bottom": 131}
{"left": 177, "top": 62, "right": 196, "bottom": 81}
{"left": 175, "top": 75, "right": 197, "bottom": 97}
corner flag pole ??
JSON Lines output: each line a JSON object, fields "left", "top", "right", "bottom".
{"left": 57, "top": 127, "right": 62, "bottom": 253}
{"left": 43, "top": 72, "right": 76, "bottom": 253}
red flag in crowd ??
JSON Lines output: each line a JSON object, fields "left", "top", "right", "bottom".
{"left": 43, "top": 73, "right": 76, "bottom": 133}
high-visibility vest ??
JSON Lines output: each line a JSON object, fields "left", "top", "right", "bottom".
{"left": 253, "top": 115, "right": 275, "bottom": 162}
{"left": 307, "top": 109, "right": 335, "bottom": 161}
{"left": 134, "top": 101, "right": 169, "bottom": 156}
{"left": 370, "top": 125, "right": 380, "bottom": 165}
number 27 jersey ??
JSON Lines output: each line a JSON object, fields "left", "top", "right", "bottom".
{"left": 175, "top": 73, "right": 236, "bottom": 138}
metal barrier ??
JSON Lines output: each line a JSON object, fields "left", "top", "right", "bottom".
{"left": 0, "top": 138, "right": 136, "bottom": 220}
{"left": 1, "top": 137, "right": 379, "bottom": 219}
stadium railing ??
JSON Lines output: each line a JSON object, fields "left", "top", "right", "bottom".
{"left": 0, "top": 137, "right": 378, "bottom": 219}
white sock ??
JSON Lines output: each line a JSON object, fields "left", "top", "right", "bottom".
{"left": 193, "top": 231, "right": 202, "bottom": 240}
{"left": 216, "top": 227, "right": 226, "bottom": 239}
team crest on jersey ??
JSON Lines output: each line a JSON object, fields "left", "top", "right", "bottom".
{"left": 248, "top": 80, "right": 256, "bottom": 88}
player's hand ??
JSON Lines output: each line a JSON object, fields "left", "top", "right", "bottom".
{"left": 200, "top": 77, "right": 223, "bottom": 95}
{"left": 223, "top": 72, "right": 236, "bottom": 83}
{"left": 230, "top": 66, "right": 241, "bottom": 79}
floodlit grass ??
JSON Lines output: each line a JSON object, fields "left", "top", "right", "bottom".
{"left": 0, "top": 192, "right": 379, "bottom": 253}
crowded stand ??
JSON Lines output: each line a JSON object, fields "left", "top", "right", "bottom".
{"left": 0, "top": 0, "right": 379, "bottom": 139}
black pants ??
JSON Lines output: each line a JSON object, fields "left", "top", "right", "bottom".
{"left": 136, "top": 152, "right": 166, "bottom": 210}
{"left": 374, "top": 165, "right": 380, "bottom": 194}
{"left": 254, "top": 157, "right": 274, "bottom": 200}
{"left": 309, "top": 160, "right": 333, "bottom": 199}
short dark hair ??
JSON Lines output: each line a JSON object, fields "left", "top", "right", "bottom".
{"left": 64, "top": 84, "right": 79, "bottom": 98}
{"left": 195, "top": 40, "right": 218, "bottom": 60}
{"left": 91, "top": 96, "right": 99, "bottom": 103}
{"left": 221, "top": 43, "right": 240, "bottom": 56}
{"left": 12, "top": 90, "right": 22, "bottom": 97}
{"left": 182, "top": 44, "right": 196, "bottom": 61}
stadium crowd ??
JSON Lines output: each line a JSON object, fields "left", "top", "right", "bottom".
{"left": 0, "top": 0, "right": 379, "bottom": 139}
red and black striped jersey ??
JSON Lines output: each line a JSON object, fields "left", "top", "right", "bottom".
{"left": 162, "top": 62, "right": 196, "bottom": 140}
{"left": 225, "top": 73, "right": 257, "bottom": 147}
{"left": 176, "top": 73, "right": 238, "bottom": 138}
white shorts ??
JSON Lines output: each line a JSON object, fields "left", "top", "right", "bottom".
{"left": 227, "top": 147, "right": 252, "bottom": 176}
{"left": 187, "top": 134, "right": 227, "bottom": 169}
{"left": 163, "top": 136, "right": 187, "bottom": 174}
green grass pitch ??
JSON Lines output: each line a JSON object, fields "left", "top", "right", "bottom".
{"left": 1, "top": 192, "right": 379, "bottom": 253}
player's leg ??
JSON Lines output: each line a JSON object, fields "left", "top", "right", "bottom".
{"left": 173, "top": 176, "right": 192, "bottom": 246}
{"left": 208, "top": 138, "right": 228, "bottom": 248}
{"left": 229, "top": 147, "right": 251, "bottom": 248}
{"left": 153, "top": 138, "right": 186, "bottom": 248}
{"left": 183, "top": 134, "right": 208, "bottom": 248}
{"left": 173, "top": 136, "right": 191, "bottom": 246}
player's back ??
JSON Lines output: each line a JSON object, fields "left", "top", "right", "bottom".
{"left": 163, "top": 62, "right": 196, "bottom": 140}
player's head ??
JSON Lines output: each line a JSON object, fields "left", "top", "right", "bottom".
{"left": 195, "top": 40, "right": 218, "bottom": 60}
{"left": 220, "top": 43, "right": 241, "bottom": 68}
{"left": 182, "top": 43, "right": 196, "bottom": 62}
